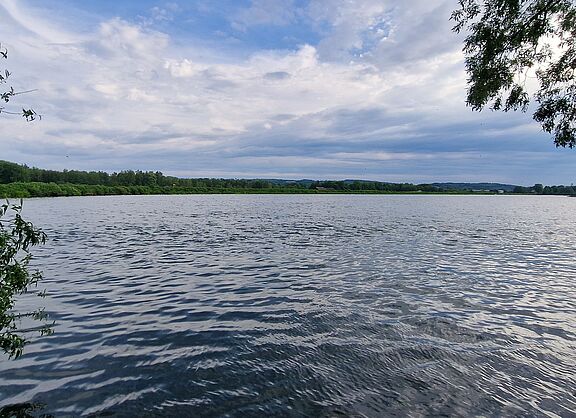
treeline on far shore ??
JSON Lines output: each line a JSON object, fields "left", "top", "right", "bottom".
{"left": 0, "top": 160, "right": 443, "bottom": 198}
{"left": 0, "top": 160, "right": 574, "bottom": 198}
{"left": 0, "top": 181, "right": 445, "bottom": 198}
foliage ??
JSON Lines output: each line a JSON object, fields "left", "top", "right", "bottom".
{"left": 0, "top": 161, "right": 451, "bottom": 196}
{"left": 0, "top": 200, "right": 51, "bottom": 359}
{"left": 452, "top": 0, "right": 576, "bottom": 147}
{"left": 0, "top": 42, "right": 39, "bottom": 121}
{"left": 1, "top": 161, "right": 574, "bottom": 197}
{"left": 514, "top": 182, "right": 576, "bottom": 194}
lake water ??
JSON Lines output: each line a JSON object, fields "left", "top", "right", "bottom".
{"left": 1, "top": 195, "right": 575, "bottom": 417}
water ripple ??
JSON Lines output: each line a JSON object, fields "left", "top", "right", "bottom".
{"left": 0, "top": 195, "right": 575, "bottom": 417}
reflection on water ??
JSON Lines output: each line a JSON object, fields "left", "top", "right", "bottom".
{"left": 1, "top": 195, "right": 575, "bottom": 416}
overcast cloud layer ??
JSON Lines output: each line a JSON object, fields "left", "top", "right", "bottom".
{"left": 1, "top": 0, "right": 574, "bottom": 185}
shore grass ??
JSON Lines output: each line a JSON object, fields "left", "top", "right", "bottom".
{"left": 0, "top": 182, "right": 488, "bottom": 199}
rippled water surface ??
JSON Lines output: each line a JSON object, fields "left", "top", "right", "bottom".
{"left": 1, "top": 195, "right": 576, "bottom": 417}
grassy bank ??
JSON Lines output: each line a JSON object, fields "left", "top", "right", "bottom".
{"left": 0, "top": 182, "right": 478, "bottom": 198}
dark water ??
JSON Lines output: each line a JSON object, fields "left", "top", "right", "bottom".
{"left": 1, "top": 195, "right": 576, "bottom": 417}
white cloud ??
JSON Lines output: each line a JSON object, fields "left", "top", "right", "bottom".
{"left": 0, "top": 0, "right": 77, "bottom": 43}
{"left": 306, "top": 0, "right": 391, "bottom": 61}
{"left": 0, "top": 0, "right": 559, "bottom": 183}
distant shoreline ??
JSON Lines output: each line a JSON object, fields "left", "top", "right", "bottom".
{"left": 2, "top": 161, "right": 574, "bottom": 198}
{"left": 0, "top": 181, "right": 550, "bottom": 199}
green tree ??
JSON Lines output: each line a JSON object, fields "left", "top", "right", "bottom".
{"left": 1, "top": 201, "right": 51, "bottom": 359}
{"left": 452, "top": 0, "right": 576, "bottom": 147}
{"left": 0, "top": 42, "right": 39, "bottom": 121}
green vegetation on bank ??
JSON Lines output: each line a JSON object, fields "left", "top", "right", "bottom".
{"left": 0, "top": 181, "right": 446, "bottom": 198}
{"left": 0, "top": 160, "right": 574, "bottom": 198}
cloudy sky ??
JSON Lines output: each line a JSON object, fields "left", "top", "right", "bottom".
{"left": 0, "top": 0, "right": 574, "bottom": 185}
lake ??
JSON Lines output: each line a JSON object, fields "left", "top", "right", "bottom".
{"left": 1, "top": 195, "right": 575, "bottom": 417}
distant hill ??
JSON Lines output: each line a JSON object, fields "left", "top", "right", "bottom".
{"left": 432, "top": 182, "right": 519, "bottom": 192}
